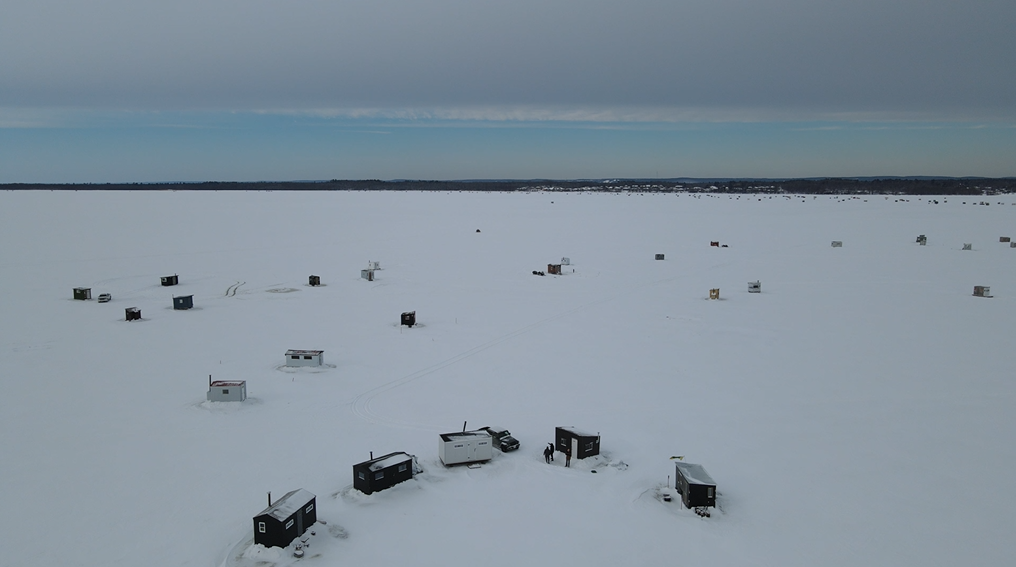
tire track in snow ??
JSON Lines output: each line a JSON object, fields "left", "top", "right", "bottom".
{"left": 224, "top": 281, "right": 245, "bottom": 297}
{"left": 350, "top": 275, "right": 682, "bottom": 430}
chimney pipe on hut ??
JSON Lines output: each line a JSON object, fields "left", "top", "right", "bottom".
{"left": 268, "top": 492, "right": 272, "bottom": 507}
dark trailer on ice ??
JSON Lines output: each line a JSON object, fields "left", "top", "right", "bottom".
{"left": 252, "top": 489, "right": 317, "bottom": 549}
{"left": 352, "top": 452, "right": 416, "bottom": 495}
{"left": 674, "top": 462, "right": 717, "bottom": 508}
{"left": 555, "top": 426, "right": 600, "bottom": 460}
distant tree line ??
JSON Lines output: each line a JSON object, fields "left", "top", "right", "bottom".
{"left": 4, "top": 177, "right": 1015, "bottom": 195}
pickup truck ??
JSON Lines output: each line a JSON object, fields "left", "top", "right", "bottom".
{"left": 481, "top": 426, "right": 520, "bottom": 452}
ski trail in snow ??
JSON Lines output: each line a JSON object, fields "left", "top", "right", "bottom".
{"left": 225, "top": 281, "right": 245, "bottom": 297}
{"left": 350, "top": 275, "right": 682, "bottom": 430}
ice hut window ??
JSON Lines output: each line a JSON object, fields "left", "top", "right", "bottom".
{"left": 291, "top": 355, "right": 299, "bottom": 359}
{"left": 306, "top": 504, "right": 314, "bottom": 513}
{"left": 584, "top": 442, "right": 594, "bottom": 452}
{"left": 258, "top": 522, "right": 266, "bottom": 533}
{"left": 375, "top": 471, "right": 384, "bottom": 480}
{"left": 708, "top": 487, "right": 715, "bottom": 498}
{"left": 222, "top": 389, "right": 229, "bottom": 395}
{"left": 286, "top": 519, "right": 294, "bottom": 530}
{"left": 398, "top": 463, "right": 408, "bottom": 473}
{"left": 358, "top": 472, "right": 365, "bottom": 480}
{"left": 303, "top": 355, "right": 312, "bottom": 360}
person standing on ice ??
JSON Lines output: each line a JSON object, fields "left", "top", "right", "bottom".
{"left": 543, "top": 445, "right": 552, "bottom": 463}
{"left": 564, "top": 446, "right": 571, "bottom": 468}
{"left": 547, "top": 443, "right": 554, "bottom": 462}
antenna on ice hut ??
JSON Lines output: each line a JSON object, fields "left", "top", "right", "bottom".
{"left": 209, "top": 374, "right": 212, "bottom": 387}
{"left": 462, "top": 421, "right": 467, "bottom": 432}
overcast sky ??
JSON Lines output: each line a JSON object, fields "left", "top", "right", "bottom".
{"left": 2, "top": 1, "right": 1015, "bottom": 182}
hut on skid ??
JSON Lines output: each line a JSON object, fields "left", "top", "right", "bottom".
{"left": 831, "top": 241, "right": 843, "bottom": 247}
{"left": 353, "top": 452, "right": 418, "bottom": 495}
{"left": 173, "top": 295, "right": 194, "bottom": 310}
{"left": 285, "top": 349, "right": 323, "bottom": 367}
{"left": 367, "top": 261, "right": 380, "bottom": 270}
{"left": 561, "top": 257, "right": 571, "bottom": 266}
{"left": 308, "top": 275, "right": 321, "bottom": 286}
{"left": 1000, "top": 237, "right": 1011, "bottom": 243}
{"left": 125, "top": 307, "right": 141, "bottom": 321}
{"left": 73, "top": 287, "right": 92, "bottom": 300}
{"left": 207, "top": 376, "right": 246, "bottom": 402}
{"left": 655, "top": 254, "right": 665, "bottom": 260}
{"left": 709, "top": 288, "right": 720, "bottom": 300}
{"left": 748, "top": 281, "right": 761, "bottom": 293}
{"left": 361, "top": 269, "right": 375, "bottom": 281}
{"left": 401, "top": 311, "right": 416, "bottom": 327}
{"left": 555, "top": 426, "right": 600, "bottom": 460}
{"left": 973, "top": 286, "right": 993, "bottom": 298}
{"left": 548, "top": 264, "right": 562, "bottom": 275}
{"left": 161, "top": 274, "right": 179, "bottom": 286}
{"left": 674, "top": 462, "right": 717, "bottom": 509}
{"left": 962, "top": 243, "right": 973, "bottom": 250}
{"left": 253, "top": 489, "right": 317, "bottom": 550}
{"left": 439, "top": 425, "right": 493, "bottom": 466}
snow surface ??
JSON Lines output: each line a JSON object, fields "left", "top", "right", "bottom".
{"left": 2, "top": 190, "right": 1016, "bottom": 566}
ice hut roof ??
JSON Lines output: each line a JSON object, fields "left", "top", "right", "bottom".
{"left": 558, "top": 426, "right": 597, "bottom": 438}
{"left": 286, "top": 349, "right": 323, "bottom": 356}
{"left": 358, "top": 451, "right": 413, "bottom": 471}
{"left": 440, "top": 430, "right": 492, "bottom": 442}
{"left": 675, "top": 462, "right": 716, "bottom": 486}
{"left": 257, "top": 489, "right": 315, "bottom": 521}
{"left": 210, "top": 380, "right": 245, "bottom": 388}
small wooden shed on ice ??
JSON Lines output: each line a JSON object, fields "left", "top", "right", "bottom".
{"left": 401, "top": 311, "right": 416, "bottom": 327}
{"left": 831, "top": 241, "right": 843, "bottom": 248}
{"left": 73, "top": 287, "right": 92, "bottom": 300}
{"left": 674, "top": 462, "right": 717, "bottom": 508}
{"left": 973, "top": 286, "right": 992, "bottom": 298}
{"left": 207, "top": 378, "right": 246, "bottom": 402}
{"left": 161, "top": 274, "right": 179, "bottom": 286}
{"left": 547, "top": 264, "right": 562, "bottom": 275}
{"left": 438, "top": 428, "right": 493, "bottom": 465}
{"left": 748, "top": 281, "right": 761, "bottom": 293}
{"left": 285, "top": 349, "right": 324, "bottom": 367}
{"left": 125, "top": 307, "right": 141, "bottom": 321}
{"left": 173, "top": 295, "right": 193, "bottom": 310}
{"left": 308, "top": 275, "right": 321, "bottom": 286}
{"left": 353, "top": 452, "right": 417, "bottom": 494}
{"left": 253, "top": 489, "right": 317, "bottom": 549}
{"left": 361, "top": 269, "right": 375, "bottom": 281}
{"left": 555, "top": 426, "right": 600, "bottom": 460}
{"left": 655, "top": 254, "right": 665, "bottom": 260}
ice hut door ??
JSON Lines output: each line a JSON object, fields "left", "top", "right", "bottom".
{"left": 571, "top": 438, "right": 579, "bottom": 459}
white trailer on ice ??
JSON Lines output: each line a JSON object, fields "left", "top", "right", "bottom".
{"left": 438, "top": 429, "right": 493, "bottom": 465}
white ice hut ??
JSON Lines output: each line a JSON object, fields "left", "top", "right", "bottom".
{"left": 831, "top": 241, "right": 843, "bottom": 247}
{"left": 438, "top": 428, "right": 493, "bottom": 466}
{"left": 285, "top": 349, "right": 324, "bottom": 367}
{"left": 748, "top": 281, "right": 761, "bottom": 293}
{"left": 561, "top": 257, "right": 571, "bottom": 266}
{"left": 207, "top": 379, "right": 247, "bottom": 402}
{"left": 962, "top": 243, "right": 973, "bottom": 250}
{"left": 361, "top": 269, "right": 375, "bottom": 281}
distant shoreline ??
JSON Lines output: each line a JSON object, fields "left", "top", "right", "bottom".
{"left": 3, "top": 178, "right": 1015, "bottom": 195}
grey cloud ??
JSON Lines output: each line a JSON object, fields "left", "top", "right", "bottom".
{"left": 1, "top": 0, "right": 1014, "bottom": 118}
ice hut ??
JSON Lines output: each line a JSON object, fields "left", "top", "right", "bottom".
{"left": 438, "top": 429, "right": 493, "bottom": 466}
{"left": 555, "top": 426, "right": 600, "bottom": 460}
{"left": 973, "top": 286, "right": 992, "bottom": 298}
{"left": 709, "top": 288, "right": 720, "bottom": 300}
{"left": 561, "top": 257, "right": 571, "bottom": 266}
{"left": 161, "top": 274, "right": 179, "bottom": 286}
{"left": 353, "top": 452, "right": 417, "bottom": 495}
{"left": 1000, "top": 237, "right": 1011, "bottom": 243}
{"left": 1011, "top": 242, "right": 1016, "bottom": 248}
{"left": 207, "top": 379, "right": 246, "bottom": 402}
{"left": 548, "top": 264, "right": 562, "bottom": 275}
{"left": 962, "top": 243, "right": 973, "bottom": 250}
{"left": 748, "top": 281, "right": 761, "bottom": 293}
{"left": 401, "top": 311, "right": 416, "bottom": 327}
{"left": 361, "top": 269, "right": 375, "bottom": 281}
{"left": 253, "top": 489, "right": 317, "bottom": 549}
{"left": 367, "top": 261, "right": 380, "bottom": 270}
{"left": 655, "top": 254, "right": 665, "bottom": 260}
{"left": 308, "top": 275, "right": 320, "bottom": 286}
{"left": 73, "top": 287, "right": 92, "bottom": 300}
{"left": 831, "top": 241, "right": 843, "bottom": 247}
{"left": 285, "top": 350, "right": 324, "bottom": 367}
{"left": 173, "top": 295, "right": 193, "bottom": 310}
{"left": 125, "top": 307, "right": 141, "bottom": 321}
{"left": 917, "top": 235, "right": 927, "bottom": 245}
{"left": 674, "top": 462, "right": 717, "bottom": 508}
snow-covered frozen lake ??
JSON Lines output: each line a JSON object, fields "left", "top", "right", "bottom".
{"left": 1, "top": 190, "right": 1014, "bottom": 566}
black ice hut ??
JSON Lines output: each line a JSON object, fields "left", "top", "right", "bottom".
{"left": 253, "top": 489, "right": 316, "bottom": 549}
{"left": 353, "top": 451, "right": 417, "bottom": 495}
{"left": 555, "top": 426, "right": 600, "bottom": 460}
{"left": 674, "top": 462, "right": 716, "bottom": 508}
